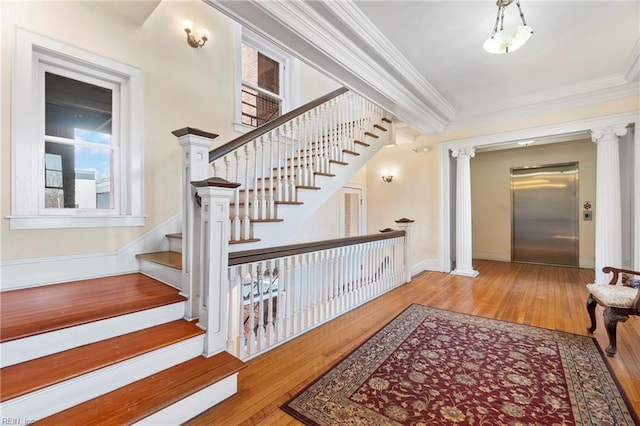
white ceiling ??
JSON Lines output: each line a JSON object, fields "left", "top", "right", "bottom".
{"left": 210, "top": 0, "right": 639, "bottom": 135}
{"left": 355, "top": 1, "right": 639, "bottom": 121}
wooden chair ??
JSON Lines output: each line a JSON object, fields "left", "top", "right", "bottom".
{"left": 586, "top": 266, "right": 640, "bottom": 356}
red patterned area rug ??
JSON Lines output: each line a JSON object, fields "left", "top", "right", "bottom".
{"left": 282, "top": 304, "right": 638, "bottom": 425}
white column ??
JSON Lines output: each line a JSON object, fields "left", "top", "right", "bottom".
{"left": 194, "top": 178, "right": 239, "bottom": 357}
{"left": 591, "top": 125, "right": 627, "bottom": 283}
{"left": 395, "top": 218, "right": 414, "bottom": 282}
{"left": 451, "top": 147, "right": 479, "bottom": 277}
{"left": 173, "top": 127, "right": 218, "bottom": 319}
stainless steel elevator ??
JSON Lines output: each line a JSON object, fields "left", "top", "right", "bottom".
{"left": 511, "top": 163, "right": 579, "bottom": 266}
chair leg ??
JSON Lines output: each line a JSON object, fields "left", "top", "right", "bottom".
{"left": 586, "top": 294, "right": 598, "bottom": 333}
{"left": 603, "top": 307, "right": 629, "bottom": 356}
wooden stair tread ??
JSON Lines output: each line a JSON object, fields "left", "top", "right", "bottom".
{"left": 274, "top": 201, "right": 303, "bottom": 205}
{"left": 36, "top": 352, "right": 246, "bottom": 425}
{"left": 165, "top": 233, "right": 182, "bottom": 239}
{"left": 0, "top": 273, "right": 186, "bottom": 343}
{"left": 239, "top": 185, "right": 321, "bottom": 193}
{"left": 329, "top": 159, "right": 349, "bottom": 166}
{"left": 136, "top": 251, "right": 182, "bottom": 270}
{"left": 354, "top": 140, "right": 370, "bottom": 147}
{"left": 373, "top": 124, "right": 387, "bottom": 131}
{"left": 382, "top": 117, "right": 392, "bottom": 123}
{"left": 364, "top": 131, "right": 379, "bottom": 138}
{"left": 0, "top": 320, "right": 203, "bottom": 402}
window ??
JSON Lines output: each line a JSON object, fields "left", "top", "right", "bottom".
{"left": 10, "top": 29, "right": 144, "bottom": 229}
{"left": 235, "top": 27, "right": 298, "bottom": 132}
{"left": 241, "top": 43, "right": 282, "bottom": 127}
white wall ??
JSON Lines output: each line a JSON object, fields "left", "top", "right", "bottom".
{"left": 366, "top": 139, "right": 441, "bottom": 273}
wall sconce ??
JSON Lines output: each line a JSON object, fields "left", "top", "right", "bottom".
{"left": 183, "top": 20, "right": 209, "bottom": 48}
{"left": 381, "top": 175, "right": 394, "bottom": 183}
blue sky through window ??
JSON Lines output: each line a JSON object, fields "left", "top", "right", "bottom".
{"left": 74, "top": 129, "right": 111, "bottom": 180}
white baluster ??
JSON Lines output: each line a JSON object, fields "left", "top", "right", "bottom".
{"left": 232, "top": 151, "right": 241, "bottom": 242}
{"left": 292, "top": 254, "right": 301, "bottom": 334}
{"left": 226, "top": 268, "right": 240, "bottom": 356}
{"left": 237, "top": 265, "right": 247, "bottom": 359}
{"left": 256, "top": 262, "right": 266, "bottom": 350}
{"left": 259, "top": 135, "right": 267, "bottom": 220}
{"left": 242, "top": 145, "right": 251, "bottom": 240}
{"left": 267, "top": 133, "right": 275, "bottom": 219}
{"left": 251, "top": 139, "right": 260, "bottom": 221}
{"left": 287, "top": 121, "right": 296, "bottom": 202}
{"left": 279, "top": 257, "right": 290, "bottom": 340}
{"left": 296, "top": 117, "right": 304, "bottom": 188}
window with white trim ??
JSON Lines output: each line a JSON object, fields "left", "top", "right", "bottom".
{"left": 235, "top": 27, "right": 298, "bottom": 132}
{"left": 10, "top": 29, "right": 144, "bottom": 229}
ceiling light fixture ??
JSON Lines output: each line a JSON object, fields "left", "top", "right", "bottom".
{"left": 483, "top": 0, "right": 533, "bottom": 54}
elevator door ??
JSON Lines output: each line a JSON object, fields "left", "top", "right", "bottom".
{"left": 511, "top": 163, "right": 578, "bottom": 266}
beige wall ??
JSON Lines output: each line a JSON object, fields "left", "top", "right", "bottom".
{"left": 0, "top": 1, "right": 337, "bottom": 261}
{"left": 366, "top": 138, "right": 441, "bottom": 269}
{"left": 471, "top": 140, "right": 596, "bottom": 267}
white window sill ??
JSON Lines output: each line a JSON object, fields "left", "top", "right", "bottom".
{"left": 7, "top": 215, "right": 147, "bottom": 230}
{"left": 233, "top": 122, "right": 255, "bottom": 134}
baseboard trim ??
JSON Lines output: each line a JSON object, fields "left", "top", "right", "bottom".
{"left": 410, "top": 259, "right": 441, "bottom": 276}
{"left": 472, "top": 251, "right": 511, "bottom": 262}
{"left": 0, "top": 214, "right": 181, "bottom": 291}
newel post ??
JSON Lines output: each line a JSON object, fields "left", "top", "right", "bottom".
{"left": 193, "top": 177, "right": 240, "bottom": 357}
{"left": 173, "top": 127, "right": 218, "bottom": 319}
{"left": 395, "top": 218, "right": 414, "bottom": 282}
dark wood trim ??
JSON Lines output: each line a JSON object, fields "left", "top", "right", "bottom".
{"left": 191, "top": 177, "right": 241, "bottom": 189}
{"left": 171, "top": 127, "right": 219, "bottom": 140}
{"left": 209, "top": 87, "right": 349, "bottom": 163}
{"left": 395, "top": 217, "right": 415, "bottom": 224}
{"left": 228, "top": 230, "right": 405, "bottom": 266}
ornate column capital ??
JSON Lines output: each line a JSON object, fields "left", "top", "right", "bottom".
{"left": 591, "top": 125, "right": 628, "bottom": 143}
{"left": 451, "top": 146, "right": 476, "bottom": 159}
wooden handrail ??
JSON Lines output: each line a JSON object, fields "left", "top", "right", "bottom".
{"left": 228, "top": 230, "right": 405, "bottom": 266}
{"left": 209, "top": 87, "right": 349, "bottom": 163}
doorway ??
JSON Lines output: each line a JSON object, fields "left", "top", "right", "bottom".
{"left": 511, "top": 163, "right": 579, "bottom": 266}
{"left": 341, "top": 186, "right": 365, "bottom": 237}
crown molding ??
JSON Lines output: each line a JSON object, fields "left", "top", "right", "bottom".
{"left": 622, "top": 37, "right": 640, "bottom": 82}
{"left": 209, "top": 0, "right": 447, "bottom": 133}
{"left": 321, "top": 1, "right": 456, "bottom": 121}
{"left": 208, "top": 0, "right": 637, "bottom": 137}
{"left": 447, "top": 77, "right": 639, "bottom": 132}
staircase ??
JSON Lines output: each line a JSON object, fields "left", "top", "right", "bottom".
{"left": 0, "top": 88, "right": 391, "bottom": 423}
{"left": 0, "top": 273, "right": 244, "bottom": 424}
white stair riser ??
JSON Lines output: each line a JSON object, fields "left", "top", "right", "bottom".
{"left": 1, "top": 302, "right": 186, "bottom": 367}
{"left": 134, "top": 373, "right": 238, "bottom": 426}
{"left": 169, "top": 237, "right": 182, "bottom": 254}
{"left": 138, "top": 259, "right": 182, "bottom": 290}
{"left": 1, "top": 336, "right": 205, "bottom": 421}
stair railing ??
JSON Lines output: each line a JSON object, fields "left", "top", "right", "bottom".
{"left": 173, "top": 88, "right": 391, "bottom": 356}
{"left": 225, "top": 230, "right": 409, "bottom": 360}
{"left": 207, "top": 88, "right": 387, "bottom": 242}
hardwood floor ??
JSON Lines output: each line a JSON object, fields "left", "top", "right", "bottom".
{"left": 185, "top": 260, "right": 640, "bottom": 425}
